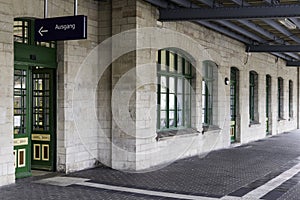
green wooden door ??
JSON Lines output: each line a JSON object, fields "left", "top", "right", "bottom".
{"left": 266, "top": 75, "right": 271, "bottom": 135}
{"left": 31, "top": 68, "right": 55, "bottom": 170}
{"left": 14, "top": 66, "right": 32, "bottom": 178}
{"left": 230, "top": 68, "right": 238, "bottom": 143}
{"left": 14, "top": 18, "right": 57, "bottom": 177}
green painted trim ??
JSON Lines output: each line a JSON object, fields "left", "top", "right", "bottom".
{"left": 14, "top": 43, "right": 57, "bottom": 68}
{"left": 16, "top": 171, "right": 32, "bottom": 179}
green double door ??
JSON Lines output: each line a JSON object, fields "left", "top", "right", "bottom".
{"left": 13, "top": 18, "right": 57, "bottom": 178}
{"left": 14, "top": 67, "right": 56, "bottom": 178}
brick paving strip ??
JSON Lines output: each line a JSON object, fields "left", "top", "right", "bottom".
{"left": 30, "top": 131, "right": 300, "bottom": 200}
{"left": 35, "top": 158, "right": 300, "bottom": 200}
{"left": 243, "top": 161, "right": 300, "bottom": 199}
{"left": 228, "top": 156, "right": 300, "bottom": 199}
{"left": 77, "top": 182, "right": 218, "bottom": 200}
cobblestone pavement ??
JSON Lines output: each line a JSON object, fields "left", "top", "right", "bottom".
{"left": 1, "top": 130, "right": 300, "bottom": 200}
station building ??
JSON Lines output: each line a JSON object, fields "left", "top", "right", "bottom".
{"left": 0, "top": 0, "right": 300, "bottom": 186}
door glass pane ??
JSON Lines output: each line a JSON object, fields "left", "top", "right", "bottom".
{"left": 33, "top": 72, "right": 51, "bottom": 131}
{"left": 14, "top": 69, "right": 27, "bottom": 135}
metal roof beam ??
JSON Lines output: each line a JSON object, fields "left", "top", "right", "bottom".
{"left": 247, "top": 45, "right": 300, "bottom": 52}
{"left": 146, "top": 0, "right": 298, "bottom": 61}
{"left": 232, "top": 0, "right": 300, "bottom": 43}
{"left": 286, "top": 61, "right": 300, "bottom": 66}
{"left": 159, "top": 5, "right": 300, "bottom": 21}
{"left": 144, "top": 0, "right": 169, "bottom": 8}
{"left": 196, "top": 21, "right": 251, "bottom": 44}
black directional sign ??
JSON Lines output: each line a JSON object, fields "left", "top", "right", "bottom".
{"left": 35, "top": 15, "right": 87, "bottom": 42}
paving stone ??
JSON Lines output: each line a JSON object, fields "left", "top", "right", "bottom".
{"left": 0, "top": 130, "right": 300, "bottom": 199}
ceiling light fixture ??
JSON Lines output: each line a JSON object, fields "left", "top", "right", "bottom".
{"left": 278, "top": 18, "right": 297, "bottom": 30}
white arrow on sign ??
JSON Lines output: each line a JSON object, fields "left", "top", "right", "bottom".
{"left": 38, "top": 26, "right": 48, "bottom": 36}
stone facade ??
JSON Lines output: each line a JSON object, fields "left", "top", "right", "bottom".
{"left": 0, "top": 0, "right": 299, "bottom": 187}
{"left": 102, "top": 0, "right": 299, "bottom": 170}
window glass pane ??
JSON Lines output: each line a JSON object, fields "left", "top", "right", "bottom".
{"left": 169, "top": 52, "right": 175, "bottom": 72}
{"left": 177, "top": 94, "right": 183, "bottom": 126}
{"left": 160, "top": 111, "right": 167, "bottom": 129}
{"left": 14, "top": 20, "right": 29, "bottom": 44}
{"left": 177, "top": 78, "right": 183, "bottom": 93}
{"left": 160, "top": 50, "right": 166, "bottom": 71}
{"left": 185, "top": 79, "right": 191, "bottom": 95}
{"left": 169, "top": 94, "right": 175, "bottom": 110}
{"left": 14, "top": 69, "right": 27, "bottom": 135}
{"left": 184, "top": 97, "right": 191, "bottom": 126}
{"left": 177, "top": 110, "right": 183, "bottom": 127}
{"left": 185, "top": 61, "right": 190, "bottom": 75}
{"left": 177, "top": 94, "right": 183, "bottom": 110}
{"left": 169, "top": 77, "right": 175, "bottom": 93}
{"left": 161, "top": 76, "right": 167, "bottom": 93}
{"left": 160, "top": 94, "right": 167, "bottom": 110}
{"left": 178, "top": 57, "right": 183, "bottom": 74}
{"left": 169, "top": 111, "right": 175, "bottom": 127}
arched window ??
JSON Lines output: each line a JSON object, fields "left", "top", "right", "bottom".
{"left": 249, "top": 71, "right": 259, "bottom": 123}
{"left": 289, "top": 80, "right": 293, "bottom": 118}
{"left": 266, "top": 75, "right": 272, "bottom": 134}
{"left": 202, "top": 61, "right": 218, "bottom": 126}
{"left": 278, "top": 77, "right": 284, "bottom": 119}
{"left": 157, "top": 49, "right": 192, "bottom": 131}
{"left": 230, "top": 67, "right": 239, "bottom": 142}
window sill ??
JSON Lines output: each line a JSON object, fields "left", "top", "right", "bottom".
{"left": 202, "top": 125, "right": 221, "bottom": 134}
{"left": 277, "top": 118, "right": 286, "bottom": 122}
{"left": 249, "top": 121, "right": 261, "bottom": 127}
{"left": 156, "top": 128, "right": 200, "bottom": 141}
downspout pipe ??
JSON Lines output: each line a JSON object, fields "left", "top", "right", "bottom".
{"left": 74, "top": 0, "right": 78, "bottom": 16}
{"left": 44, "top": 0, "right": 48, "bottom": 18}
{"left": 297, "top": 67, "right": 299, "bottom": 129}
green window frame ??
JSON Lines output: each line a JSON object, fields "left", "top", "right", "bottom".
{"left": 289, "top": 80, "right": 293, "bottom": 118}
{"left": 157, "top": 50, "right": 192, "bottom": 131}
{"left": 14, "top": 20, "right": 29, "bottom": 44}
{"left": 14, "top": 18, "right": 56, "bottom": 48}
{"left": 278, "top": 77, "right": 284, "bottom": 119}
{"left": 249, "top": 71, "right": 258, "bottom": 123}
{"left": 202, "top": 61, "right": 216, "bottom": 126}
